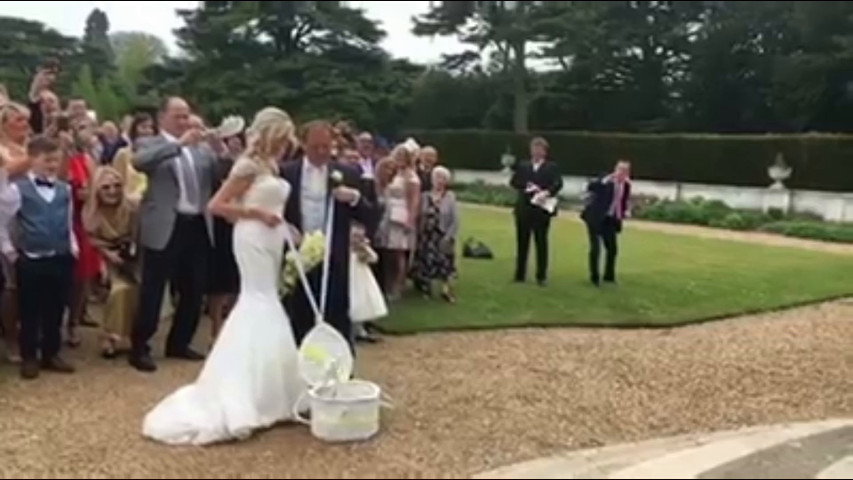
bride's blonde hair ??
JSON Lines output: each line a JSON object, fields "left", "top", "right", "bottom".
{"left": 244, "top": 107, "right": 297, "bottom": 165}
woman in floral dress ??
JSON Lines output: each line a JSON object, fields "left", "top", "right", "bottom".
{"left": 411, "top": 166, "right": 459, "bottom": 303}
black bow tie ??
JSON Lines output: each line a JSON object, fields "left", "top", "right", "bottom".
{"left": 34, "top": 178, "right": 55, "bottom": 188}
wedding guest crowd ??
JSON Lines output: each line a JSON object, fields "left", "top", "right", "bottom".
{"left": 0, "top": 64, "right": 462, "bottom": 380}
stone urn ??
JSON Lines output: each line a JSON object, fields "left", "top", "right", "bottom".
{"left": 767, "top": 153, "right": 792, "bottom": 190}
{"left": 501, "top": 151, "right": 517, "bottom": 174}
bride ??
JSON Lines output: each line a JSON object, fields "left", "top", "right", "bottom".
{"left": 142, "top": 107, "right": 305, "bottom": 445}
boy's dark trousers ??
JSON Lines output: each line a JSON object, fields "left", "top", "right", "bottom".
{"left": 16, "top": 254, "right": 74, "bottom": 361}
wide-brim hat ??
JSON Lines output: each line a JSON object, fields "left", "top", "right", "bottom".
{"left": 215, "top": 115, "right": 245, "bottom": 138}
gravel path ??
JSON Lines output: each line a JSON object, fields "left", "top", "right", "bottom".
{"left": 2, "top": 300, "right": 852, "bottom": 478}
{"left": 466, "top": 203, "right": 853, "bottom": 255}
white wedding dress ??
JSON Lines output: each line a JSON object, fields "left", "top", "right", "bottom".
{"left": 142, "top": 158, "right": 304, "bottom": 446}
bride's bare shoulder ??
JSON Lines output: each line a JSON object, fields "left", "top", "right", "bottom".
{"left": 231, "top": 155, "right": 281, "bottom": 179}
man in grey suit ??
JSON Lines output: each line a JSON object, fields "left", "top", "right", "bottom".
{"left": 129, "top": 97, "right": 216, "bottom": 372}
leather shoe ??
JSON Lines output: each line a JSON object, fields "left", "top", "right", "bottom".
{"left": 20, "top": 360, "right": 39, "bottom": 380}
{"left": 166, "top": 349, "right": 205, "bottom": 361}
{"left": 129, "top": 353, "right": 157, "bottom": 372}
{"left": 42, "top": 356, "right": 75, "bottom": 374}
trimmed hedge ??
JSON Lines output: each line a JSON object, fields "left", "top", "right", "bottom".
{"left": 760, "top": 221, "right": 853, "bottom": 244}
{"left": 407, "top": 129, "right": 853, "bottom": 192}
{"left": 634, "top": 197, "right": 775, "bottom": 231}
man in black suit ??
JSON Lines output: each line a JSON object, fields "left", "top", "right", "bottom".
{"left": 352, "top": 132, "right": 385, "bottom": 297}
{"left": 581, "top": 160, "right": 632, "bottom": 286}
{"left": 354, "top": 132, "right": 378, "bottom": 205}
{"left": 281, "top": 121, "right": 372, "bottom": 349}
{"left": 510, "top": 137, "right": 564, "bottom": 286}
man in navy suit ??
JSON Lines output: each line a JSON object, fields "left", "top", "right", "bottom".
{"left": 581, "top": 160, "right": 632, "bottom": 286}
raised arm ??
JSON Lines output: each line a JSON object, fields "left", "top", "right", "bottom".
{"left": 132, "top": 137, "right": 182, "bottom": 173}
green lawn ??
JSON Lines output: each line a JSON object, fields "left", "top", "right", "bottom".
{"left": 382, "top": 205, "right": 853, "bottom": 334}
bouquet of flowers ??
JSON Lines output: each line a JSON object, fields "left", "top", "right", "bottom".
{"left": 279, "top": 230, "right": 327, "bottom": 297}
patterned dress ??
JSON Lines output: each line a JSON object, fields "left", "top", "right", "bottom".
{"left": 411, "top": 194, "right": 456, "bottom": 283}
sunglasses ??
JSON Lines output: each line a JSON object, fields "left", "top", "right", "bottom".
{"left": 100, "top": 183, "right": 122, "bottom": 191}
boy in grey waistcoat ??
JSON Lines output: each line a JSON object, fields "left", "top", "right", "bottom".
{"left": 0, "top": 135, "right": 77, "bottom": 380}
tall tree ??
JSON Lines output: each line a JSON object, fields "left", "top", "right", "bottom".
{"left": 413, "top": 1, "right": 562, "bottom": 133}
{"left": 82, "top": 8, "right": 114, "bottom": 79}
{"left": 680, "top": 1, "right": 795, "bottom": 132}
{"left": 110, "top": 31, "right": 168, "bottom": 91}
{"left": 770, "top": 1, "right": 853, "bottom": 131}
{"left": 71, "top": 63, "right": 128, "bottom": 121}
{"left": 154, "top": 0, "right": 411, "bottom": 130}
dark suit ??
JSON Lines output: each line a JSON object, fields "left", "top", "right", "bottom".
{"left": 581, "top": 175, "right": 631, "bottom": 283}
{"left": 281, "top": 159, "right": 372, "bottom": 348}
{"left": 354, "top": 157, "right": 384, "bottom": 292}
{"left": 510, "top": 159, "right": 563, "bottom": 282}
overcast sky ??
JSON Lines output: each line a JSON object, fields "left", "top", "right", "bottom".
{"left": 0, "top": 1, "right": 467, "bottom": 64}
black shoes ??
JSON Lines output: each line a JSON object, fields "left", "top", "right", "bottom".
{"left": 129, "top": 353, "right": 158, "bottom": 373}
{"left": 591, "top": 276, "right": 617, "bottom": 287}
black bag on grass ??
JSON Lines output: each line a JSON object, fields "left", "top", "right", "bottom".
{"left": 463, "top": 237, "right": 494, "bottom": 260}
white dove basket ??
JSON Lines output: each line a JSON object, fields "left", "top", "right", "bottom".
{"left": 287, "top": 201, "right": 389, "bottom": 443}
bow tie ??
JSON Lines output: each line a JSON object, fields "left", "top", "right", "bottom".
{"left": 34, "top": 177, "right": 55, "bottom": 188}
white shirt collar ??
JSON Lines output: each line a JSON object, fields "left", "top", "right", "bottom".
{"left": 303, "top": 157, "right": 328, "bottom": 173}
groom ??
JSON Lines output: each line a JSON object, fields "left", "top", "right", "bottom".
{"left": 281, "top": 120, "right": 372, "bottom": 348}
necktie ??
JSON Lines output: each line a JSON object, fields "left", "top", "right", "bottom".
{"left": 180, "top": 149, "right": 200, "bottom": 209}
{"left": 614, "top": 182, "right": 624, "bottom": 219}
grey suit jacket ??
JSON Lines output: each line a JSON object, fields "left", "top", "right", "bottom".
{"left": 132, "top": 135, "right": 216, "bottom": 251}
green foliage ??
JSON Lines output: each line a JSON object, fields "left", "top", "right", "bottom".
{"left": 413, "top": 1, "right": 565, "bottom": 133}
{"left": 634, "top": 198, "right": 853, "bottom": 243}
{"left": 453, "top": 181, "right": 517, "bottom": 208}
{"left": 635, "top": 197, "right": 778, "bottom": 231}
{"left": 82, "top": 8, "right": 115, "bottom": 80}
{"left": 140, "top": 0, "right": 419, "bottom": 131}
{"left": 406, "top": 129, "right": 853, "bottom": 191}
{"left": 71, "top": 64, "right": 128, "bottom": 122}
{"left": 760, "top": 221, "right": 853, "bottom": 244}
{"left": 111, "top": 31, "right": 168, "bottom": 88}
{"left": 0, "top": 16, "right": 80, "bottom": 99}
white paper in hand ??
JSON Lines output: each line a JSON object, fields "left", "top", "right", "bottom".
{"left": 531, "top": 191, "right": 558, "bottom": 214}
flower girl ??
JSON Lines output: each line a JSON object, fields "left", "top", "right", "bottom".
{"left": 349, "top": 223, "right": 387, "bottom": 342}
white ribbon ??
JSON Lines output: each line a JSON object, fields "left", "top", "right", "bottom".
{"left": 283, "top": 199, "right": 335, "bottom": 325}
